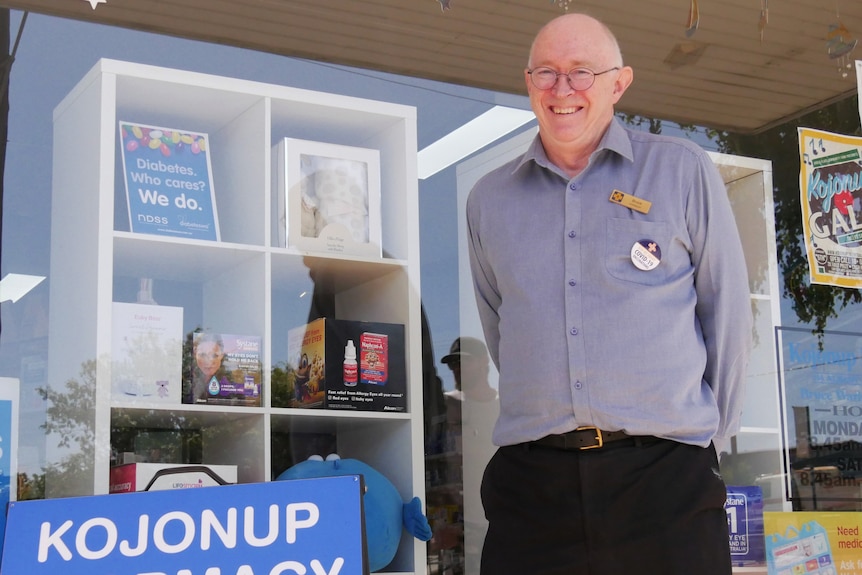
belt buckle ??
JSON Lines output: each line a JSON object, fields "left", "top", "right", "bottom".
{"left": 576, "top": 426, "right": 603, "bottom": 450}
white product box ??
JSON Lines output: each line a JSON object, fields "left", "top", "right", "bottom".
{"left": 274, "top": 138, "right": 382, "bottom": 257}
{"left": 111, "top": 302, "right": 183, "bottom": 403}
{"left": 109, "top": 462, "right": 237, "bottom": 493}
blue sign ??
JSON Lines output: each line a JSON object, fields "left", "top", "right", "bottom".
{"left": 0, "top": 399, "right": 12, "bottom": 567}
{"left": 726, "top": 485, "right": 765, "bottom": 566}
{"left": 0, "top": 475, "right": 366, "bottom": 575}
{"left": 119, "top": 122, "right": 220, "bottom": 241}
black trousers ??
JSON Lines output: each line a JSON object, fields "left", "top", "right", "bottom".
{"left": 479, "top": 437, "right": 731, "bottom": 575}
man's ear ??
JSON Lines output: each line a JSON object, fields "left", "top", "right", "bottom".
{"left": 611, "top": 66, "right": 634, "bottom": 103}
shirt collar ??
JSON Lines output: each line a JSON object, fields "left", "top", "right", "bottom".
{"left": 513, "top": 117, "right": 634, "bottom": 176}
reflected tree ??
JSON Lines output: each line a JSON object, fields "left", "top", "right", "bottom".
{"left": 617, "top": 112, "right": 700, "bottom": 137}
{"left": 37, "top": 359, "right": 96, "bottom": 497}
{"left": 16, "top": 471, "right": 44, "bottom": 500}
{"left": 715, "top": 96, "right": 862, "bottom": 333}
{"left": 621, "top": 99, "right": 862, "bottom": 334}
{"left": 271, "top": 360, "right": 297, "bottom": 408}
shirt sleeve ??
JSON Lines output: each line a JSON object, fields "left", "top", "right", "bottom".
{"left": 688, "top": 151, "right": 754, "bottom": 446}
{"left": 466, "top": 186, "right": 503, "bottom": 371}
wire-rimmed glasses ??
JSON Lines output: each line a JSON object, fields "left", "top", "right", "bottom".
{"left": 527, "top": 66, "right": 620, "bottom": 91}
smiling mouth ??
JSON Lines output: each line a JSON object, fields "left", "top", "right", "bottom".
{"left": 552, "top": 106, "right": 579, "bottom": 114}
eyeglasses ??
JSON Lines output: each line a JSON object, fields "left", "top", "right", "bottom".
{"left": 527, "top": 66, "right": 620, "bottom": 91}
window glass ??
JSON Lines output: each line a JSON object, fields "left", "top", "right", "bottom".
{"left": 715, "top": 96, "right": 862, "bottom": 514}
{"left": 0, "top": 10, "right": 508, "bottom": 486}
{"left": 0, "top": 11, "right": 526, "bottom": 572}
{"left": 3, "top": 8, "right": 862, "bottom": 575}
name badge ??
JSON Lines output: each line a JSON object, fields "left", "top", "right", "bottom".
{"left": 610, "top": 189, "right": 652, "bottom": 214}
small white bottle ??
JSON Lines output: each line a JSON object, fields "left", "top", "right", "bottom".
{"left": 343, "top": 340, "right": 358, "bottom": 387}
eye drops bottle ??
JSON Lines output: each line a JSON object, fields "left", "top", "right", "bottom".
{"left": 343, "top": 340, "right": 358, "bottom": 387}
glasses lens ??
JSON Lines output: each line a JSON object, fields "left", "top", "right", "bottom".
{"left": 567, "top": 69, "right": 596, "bottom": 90}
{"left": 531, "top": 68, "right": 558, "bottom": 90}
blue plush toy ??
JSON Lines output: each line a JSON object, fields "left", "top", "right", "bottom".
{"left": 276, "top": 454, "right": 432, "bottom": 572}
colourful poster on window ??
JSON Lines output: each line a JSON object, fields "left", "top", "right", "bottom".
{"left": 119, "top": 121, "right": 220, "bottom": 241}
{"left": 765, "top": 512, "right": 862, "bottom": 575}
{"left": 798, "top": 127, "right": 862, "bottom": 288}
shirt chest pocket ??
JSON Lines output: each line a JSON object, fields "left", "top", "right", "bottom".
{"left": 605, "top": 218, "right": 673, "bottom": 286}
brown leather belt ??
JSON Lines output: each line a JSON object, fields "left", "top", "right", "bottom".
{"left": 529, "top": 426, "right": 660, "bottom": 451}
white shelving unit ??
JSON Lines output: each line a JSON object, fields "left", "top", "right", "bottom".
{"left": 47, "top": 59, "right": 424, "bottom": 573}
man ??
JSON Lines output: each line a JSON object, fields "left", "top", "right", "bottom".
{"left": 441, "top": 337, "right": 497, "bottom": 404}
{"left": 441, "top": 337, "right": 499, "bottom": 573}
{"left": 466, "top": 13, "right": 752, "bottom": 575}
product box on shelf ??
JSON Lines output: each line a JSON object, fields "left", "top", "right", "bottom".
{"left": 284, "top": 318, "right": 406, "bottom": 412}
{"left": 274, "top": 138, "right": 382, "bottom": 257}
{"left": 184, "top": 333, "right": 262, "bottom": 407}
{"left": 109, "top": 462, "right": 237, "bottom": 493}
{"left": 111, "top": 302, "right": 184, "bottom": 403}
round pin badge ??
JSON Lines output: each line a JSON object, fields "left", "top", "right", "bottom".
{"left": 630, "top": 239, "right": 662, "bottom": 271}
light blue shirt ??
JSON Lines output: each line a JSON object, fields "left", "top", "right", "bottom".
{"left": 466, "top": 118, "right": 753, "bottom": 449}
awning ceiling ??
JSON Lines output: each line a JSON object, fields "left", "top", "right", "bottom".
{"left": 1, "top": 0, "right": 860, "bottom": 134}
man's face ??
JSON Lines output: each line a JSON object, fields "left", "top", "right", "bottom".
{"left": 462, "top": 354, "right": 490, "bottom": 388}
{"left": 448, "top": 354, "right": 490, "bottom": 392}
{"left": 525, "top": 15, "right": 632, "bottom": 163}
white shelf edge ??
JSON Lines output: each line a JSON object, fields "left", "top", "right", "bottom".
{"left": 113, "top": 230, "right": 267, "bottom": 252}
{"left": 270, "top": 245, "right": 409, "bottom": 268}
{"left": 113, "top": 230, "right": 410, "bottom": 269}
{"left": 111, "top": 401, "right": 265, "bottom": 414}
{"left": 98, "top": 58, "right": 418, "bottom": 119}
{"left": 269, "top": 408, "right": 411, "bottom": 421}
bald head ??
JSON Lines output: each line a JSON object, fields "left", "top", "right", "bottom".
{"left": 528, "top": 14, "right": 623, "bottom": 69}
{"left": 523, "top": 12, "right": 633, "bottom": 176}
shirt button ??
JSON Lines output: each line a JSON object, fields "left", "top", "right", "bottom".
{"left": 574, "top": 381, "right": 583, "bottom": 390}
{"left": 570, "top": 327, "right": 579, "bottom": 335}
{"left": 568, "top": 230, "right": 576, "bottom": 238}
{"left": 568, "top": 279, "right": 576, "bottom": 286}
{"left": 569, "top": 183, "right": 578, "bottom": 191}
